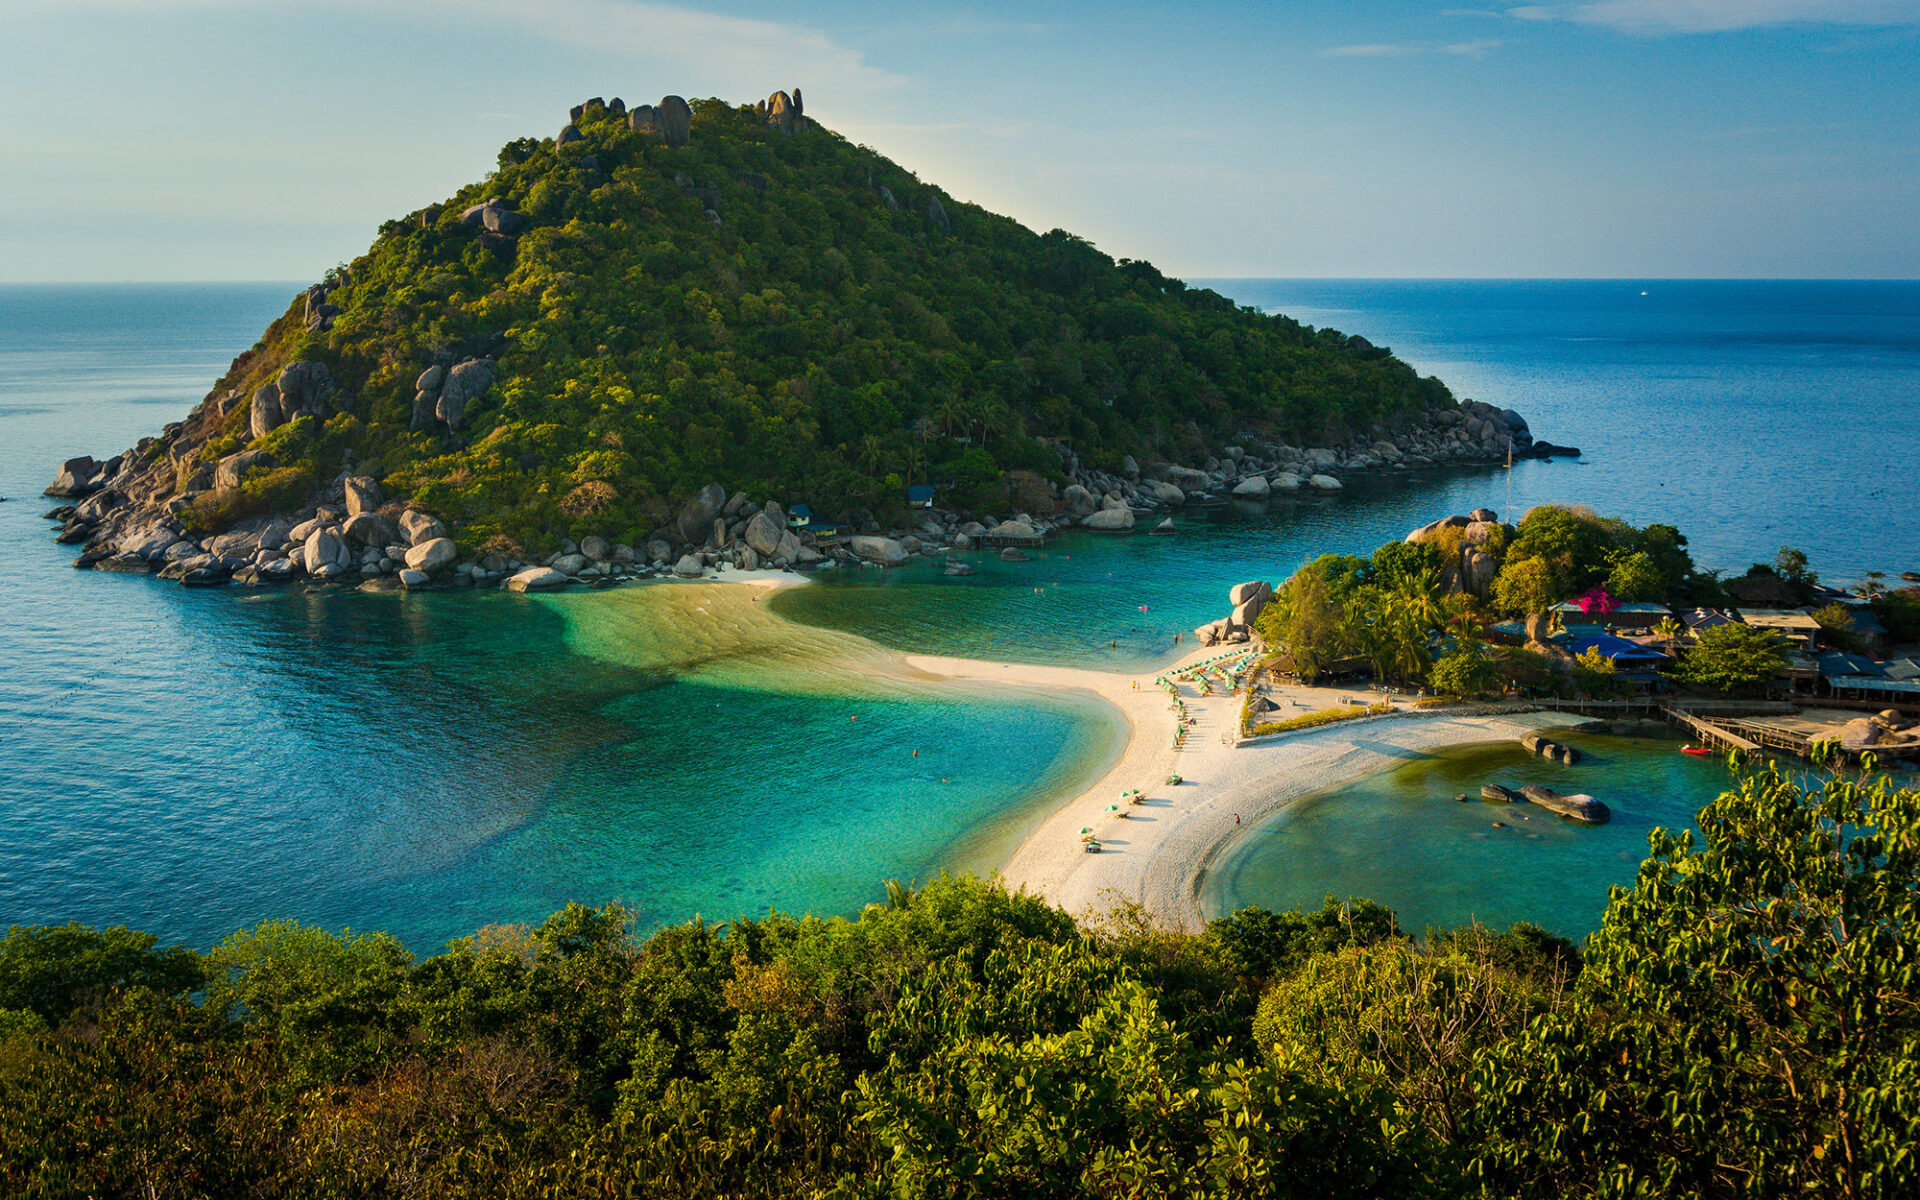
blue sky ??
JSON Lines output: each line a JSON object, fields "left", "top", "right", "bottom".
{"left": 2, "top": 0, "right": 1916, "bottom": 280}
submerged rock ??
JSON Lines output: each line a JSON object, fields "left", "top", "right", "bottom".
{"left": 1519, "top": 784, "right": 1611, "bottom": 824}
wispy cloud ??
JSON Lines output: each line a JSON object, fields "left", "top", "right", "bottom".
{"left": 6, "top": 0, "right": 906, "bottom": 94}
{"left": 1322, "top": 38, "right": 1505, "bottom": 57}
{"left": 1507, "top": 1, "right": 1920, "bottom": 34}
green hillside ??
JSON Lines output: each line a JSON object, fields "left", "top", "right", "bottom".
{"left": 183, "top": 92, "right": 1453, "bottom": 550}
{"left": 3, "top": 760, "right": 1915, "bottom": 1197}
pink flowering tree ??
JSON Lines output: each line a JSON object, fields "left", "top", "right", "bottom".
{"left": 1573, "top": 586, "right": 1618, "bottom": 616}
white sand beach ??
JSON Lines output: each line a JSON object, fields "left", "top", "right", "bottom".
{"left": 643, "top": 578, "right": 1581, "bottom": 931}
{"left": 904, "top": 650, "right": 1582, "bottom": 930}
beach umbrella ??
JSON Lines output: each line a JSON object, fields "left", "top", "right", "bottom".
{"left": 1080, "top": 827, "right": 1093, "bottom": 835}
{"left": 1105, "top": 805, "right": 1120, "bottom": 813}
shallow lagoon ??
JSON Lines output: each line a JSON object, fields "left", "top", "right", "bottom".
{"left": 1199, "top": 730, "right": 1739, "bottom": 939}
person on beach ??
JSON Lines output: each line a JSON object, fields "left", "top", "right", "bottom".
{"left": 1234, "top": 813, "right": 1241, "bottom": 826}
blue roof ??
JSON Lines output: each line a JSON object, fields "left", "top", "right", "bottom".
{"left": 907, "top": 484, "right": 935, "bottom": 501}
{"left": 1818, "top": 652, "right": 1883, "bottom": 678}
{"left": 789, "top": 503, "right": 814, "bottom": 520}
{"left": 1567, "top": 632, "right": 1670, "bottom": 663}
{"left": 1829, "top": 675, "right": 1920, "bottom": 695}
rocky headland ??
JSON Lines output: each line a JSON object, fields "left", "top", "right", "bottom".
{"left": 39, "top": 85, "right": 1572, "bottom": 596}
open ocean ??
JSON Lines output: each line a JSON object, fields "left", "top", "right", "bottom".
{"left": 2, "top": 279, "right": 1916, "bottom": 950}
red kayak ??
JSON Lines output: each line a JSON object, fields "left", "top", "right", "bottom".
{"left": 1680, "top": 746, "right": 1714, "bottom": 757}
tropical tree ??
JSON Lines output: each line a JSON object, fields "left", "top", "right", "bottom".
{"left": 1465, "top": 760, "right": 1920, "bottom": 1198}
{"left": 1604, "top": 550, "right": 1665, "bottom": 602}
{"left": 933, "top": 397, "right": 967, "bottom": 438}
{"left": 1674, "top": 622, "right": 1790, "bottom": 693}
{"left": 1258, "top": 560, "right": 1349, "bottom": 680}
{"left": 1431, "top": 640, "right": 1502, "bottom": 698}
{"left": 1491, "top": 556, "right": 1559, "bottom": 617}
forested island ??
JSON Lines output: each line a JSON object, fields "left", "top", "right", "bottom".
{"left": 40, "top": 88, "right": 1555, "bottom": 590}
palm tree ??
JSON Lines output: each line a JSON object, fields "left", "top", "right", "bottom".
{"left": 934, "top": 397, "right": 967, "bottom": 438}
{"left": 857, "top": 433, "right": 887, "bottom": 475}
{"left": 911, "top": 415, "right": 938, "bottom": 443}
{"left": 901, "top": 444, "right": 924, "bottom": 487}
{"left": 979, "top": 401, "right": 1013, "bottom": 446}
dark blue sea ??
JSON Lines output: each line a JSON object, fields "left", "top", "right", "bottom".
{"left": 2, "top": 280, "right": 1915, "bottom": 951}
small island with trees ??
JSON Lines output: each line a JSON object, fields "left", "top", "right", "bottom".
{"left": 40, "top": 88, "right": 1563, "bottom": 592}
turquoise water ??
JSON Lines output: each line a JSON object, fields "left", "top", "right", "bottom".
{"left": 1198, "top": 730, "right": 1739, "bottom": 939}
{"left": 3, "top": 281, "right": 1916, "bottom": 951}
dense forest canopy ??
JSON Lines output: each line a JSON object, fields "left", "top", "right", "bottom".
{"left": 2, "top": 759, "right": 1915, "bottom": 1197}
{"left": 197, "top": 94, "right": 1454, "bottom": 549}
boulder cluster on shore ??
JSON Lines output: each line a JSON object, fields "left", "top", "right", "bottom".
{"left": 42, "top": 388, "right": 1566, "bottom": 593}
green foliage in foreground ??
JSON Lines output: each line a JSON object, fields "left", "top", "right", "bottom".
{"left": 2, "top": 763, "right": 1915, "bottom": 1198}
{"left": 197, "top": 99, "right": 1453, "bottom": 549}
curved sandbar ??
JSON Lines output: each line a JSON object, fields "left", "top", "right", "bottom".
{"left": 905, "top": 654, "right": 1583, "bottom": 931}
{"left": 609, "top": 578, "right": 1585, "bottom": 932}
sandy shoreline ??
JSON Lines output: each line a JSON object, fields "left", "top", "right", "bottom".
{"left": 905, "top": 651, "right": 1582, "bottom": 930}
{"left": 658, "top": 577, "right": 1582, "bottom": 930}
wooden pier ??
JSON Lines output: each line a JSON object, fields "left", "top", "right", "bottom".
{"left": 1662, "top": 707, "right": 1762, "bottom": 753}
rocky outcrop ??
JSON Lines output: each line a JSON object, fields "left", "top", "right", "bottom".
{"left": 677, "top": 483, "right": 727, "bottom": 543}
{"left": 1195, "top": 578, "right": 1271, "bottom": 646}
{"left": 1481, "top": 784, "right": 1518, "bottom": 804}
{"left": 1521, "top": 733, "right": 1582, "bottom": 765}
{"left": 457, "top": 198, "right": 524, "bottom": 236}
{"left": 410, "top": 358, "right": 494, "bottom": 432}
{"left": 46, "top": 455, "right": 116, "bottom": 498}
{"left": 404, "top": 537, "right": 457, "bottom": 573}
{"left": 343, "top": 476, "right": 382, "bottom": 516}
{"left": 926, "top": 197, "right": 950, "bottom": 233}
{"left": 1519, "top": 785, "right": 1610, "bottom": 824}
{"left": 744, "top": 509, "right": 786, "bottom": 556}
{"left": 437, "top": 360, "right": 493, "bottom": 429}
{"left": 630, "top": 95, "right": 692, "bottom": 146}
{"left": 303, "top": 282, "right": 340, "bottom": 333}
{"left": 760, "top": 88, "right": 805, "bottom": 133}
{"left": 506, "top": 566, "right": 568, "bottom": 592}
{"left": 247, "top": 361, "right": 333, "bottom": 438}
{"left": 1164, "top": 465, "right": 1209, "bottom": 493}
{"left": 343, "top": 511, "right": 398, "bottom": 546}
{"left": 1309, "top": 474, "right": 1342, "bottom": 491}
{"left": 1231, "top": 475, "right": 1269, "bottom": 497}
{"left": 399, "top": 509, "right": 447, "bottom": 545}
{"left": 213, "top": 449, "right": 277, "bottom": 492}
{"left": 1407, "top": 509, "right": 1517, "bottom": 598}
{"left": 850, "top": 535, "right": 908, "bottom": 566}
{"left": 1086, "top": 507, "right": 1134, "bottom": 531}
{"left": 1838, "top": 710, "right": 1920, "bottom": 752}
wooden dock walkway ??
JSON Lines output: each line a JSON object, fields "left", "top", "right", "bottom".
{"left": 1662, "top": 706, "right": 1762, "bottom": 753}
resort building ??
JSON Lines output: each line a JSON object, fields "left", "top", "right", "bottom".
{"left": 1738, "top": 609, "right": 1823, "bottom": 652}
{"left": 1550, "top": 600, "right": 1674, "bottom": 631}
